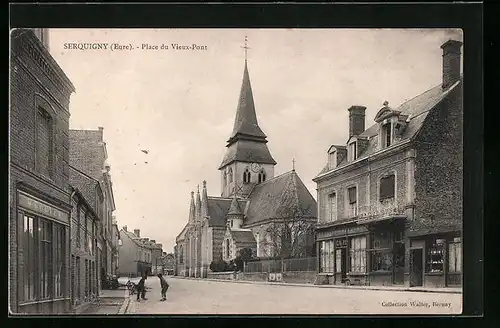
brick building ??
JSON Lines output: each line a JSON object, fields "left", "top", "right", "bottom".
{"left": 313, "top": 39, "right": 462, "bottom": 288}
{"left": 68, "top": 128, "right": 116, "bottom": 286}
{"left": 9, "top": 29, "right": 75, "bottom": 314}
{"left": 68, "top": 182, "right": 100, "bottom": 313}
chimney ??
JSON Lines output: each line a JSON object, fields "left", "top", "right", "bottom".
{"left": 348, "top": 106, "right": 366, "bottom": 137}
{"left": 151, "top": 240, "right": 156, "bottom": 244}
{"left": 144, "top": 238, "right": 149, "bottom": 242}
{"left": 441, "top": 39, "right": 462, "bottom": 90}
{"left": 134, "top": 229, "right": 140, "bottom": 237}
{"left": 157, "top": 243, "right": 163, "bottom": 249}
{"left": 123, "top": 225, "right": 127, "bottom": 232}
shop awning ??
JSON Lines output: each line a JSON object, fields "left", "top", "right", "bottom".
{"left": 356, "top": 214, "right": 406, "bottom": 225}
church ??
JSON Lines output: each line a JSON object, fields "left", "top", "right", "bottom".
{"left": 174, "top": 50, "right": 318, "bottom": 278}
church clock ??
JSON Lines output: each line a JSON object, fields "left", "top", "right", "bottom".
{"left": 250, "top": 162, "right": 262, "bottom": 173}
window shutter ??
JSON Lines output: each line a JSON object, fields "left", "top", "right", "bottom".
{"left": 348, "top": 187, "right": 357, "bottom": 204}
{"left": 380, "top": 175, "right": 395, "bottom": 200}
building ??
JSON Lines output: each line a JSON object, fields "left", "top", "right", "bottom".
{"left": 9, "top": 28, "right": 75, "bottom": 314}
{"left": 111, "top": 220, "right": 120, "bottom": 276}
{"left": 175, "top": 55, "right": 317, "bottom": 278}
{"left": 68, "top": 185, "right": 100, "bottom": 313}
{"left": 69, "top": 128, "right": 116, "bottom": 284}
{"left": 118, "top": 227, "right": 153, "bottom": 277}
{"left": 162, "top": 253, "right": 175, "bottom": 275}
{"left": 150, "top": 240, "right": 164, "bottom": 275}
{"left": 313, "top": 39, "right": 462, "bottom": 288}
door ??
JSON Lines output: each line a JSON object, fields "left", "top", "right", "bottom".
{"left": 410, "top": 248, "right": 423, "bottom": 287}
{"left": 393, "top": 242, "right": 405, "bottom": 285}
{"left": 340, "top": 248, "right": 347, "bottom": 282}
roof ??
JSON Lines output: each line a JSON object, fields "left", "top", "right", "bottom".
{"left": 206, "top": 197, "right": 249, "bottom": 227}
{"left": 230, "top": 229, "right": 256, "bottom": 244}
{"left": 316, "top": 80, "right": 461, "bottom": 177}
{"left": 244, "top": 170, "right": 318, "bottom": 226}
{"left": 227, "top": 196, "right": 244, "bottom": 215}
{"left": 229, "top": 62, "right": 267, "bottom": 141}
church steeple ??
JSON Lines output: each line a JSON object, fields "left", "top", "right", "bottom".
{"left": 188, "top": 191, "right": 195, "bottom": 223}
{"left": 201, "top": 180, "right": 209, "bottom": 219}
{"left": 195, "top": 185, "right": 202, "bottom": 222}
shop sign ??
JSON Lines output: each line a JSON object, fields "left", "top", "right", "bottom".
{"left": 348, "top": 225, "right": 368, "bottom": 235}
{"left": 18, "top": 191, "right": 69, "bottom": 224}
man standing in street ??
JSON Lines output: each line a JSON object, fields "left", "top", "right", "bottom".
{"left": 157, "top": 273, "right": 169, "bottom": 301}
{"left": 136, "top": 274, "right": 148, "bottom": 301}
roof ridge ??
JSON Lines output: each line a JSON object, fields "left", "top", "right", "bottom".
{"left": 254, "top": 170, "right": 295, "bottom": 186}
{"left": 69, "top": 164, "right": 101, "bottom": 183}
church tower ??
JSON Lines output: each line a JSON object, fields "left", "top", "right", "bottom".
{"left": 219, "top": 38, "right": 276, "bottom": 198}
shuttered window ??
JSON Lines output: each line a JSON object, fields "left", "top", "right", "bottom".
{"left": 348, "top": 187, "right": 357, "bottom": 204}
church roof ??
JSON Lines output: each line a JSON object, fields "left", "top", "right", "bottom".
{"left": 227, "top": 196, "right": 244, "bottom": 215}
{"left": 206, "top": 197, "right": 249, "bottom": 227}
{"left": 245, "top": 170, "right": 318, "bottom": 226}
{"left": 230, "top": 229, "right": 257, "bottom": 244}
{"left": 316, "top": 80, "right": 462, "bottom": 177}
{"left": 229, "top": 62, "right": 267, "bottom": 141}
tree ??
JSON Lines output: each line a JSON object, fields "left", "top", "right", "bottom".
{"left": 259, "top": 175, "right": 316, "bottom": 261}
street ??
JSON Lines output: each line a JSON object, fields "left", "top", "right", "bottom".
{"left": 130, "top": 277, "right": 462, "bottom": 315}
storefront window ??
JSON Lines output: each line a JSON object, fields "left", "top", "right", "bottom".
{"left": 369, "top": 231, "right": 393, "bottom": 272}
{"left": 335, "top": 249, "right": 342, "bottom": 273}
{"left": 350, "top": 236, "right": 366, "bottom": 273}
{"left": 427, "top": 238, "right": 445, "bottom": 273}
{"left": 319, "top": 240, "right": 334, "bottom": 273}
{"left": 448, "top": 241, "right": 462, "bottom": 273}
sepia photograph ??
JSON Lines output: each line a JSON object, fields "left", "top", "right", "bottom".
{"left": 9, "top": 27, "right": 464, "bottom": 315}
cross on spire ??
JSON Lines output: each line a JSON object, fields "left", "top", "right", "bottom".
{"left": 241, "top": 35, "right": 250, "bottom": 62}
{"left": 292, "top": 158, "right": 296, "bottom": 171}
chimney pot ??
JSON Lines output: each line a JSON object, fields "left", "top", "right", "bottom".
{"left": 134, "top": 229, "right": 140, "bottom": 237}
{"left": 348, "top": 105, "right": 367, "bottom": 137}
{"left": 441, "top": 39, "right": 462, "bottom": 89}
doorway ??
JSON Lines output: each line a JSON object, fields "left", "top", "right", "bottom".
{"left": 338, "top": 248, "right": 347, "bottom": 283}
{"left": 410, "top": 248, "right": 423, "bottom": 287}
{"left": 393, "top": 242, "right": 405, "bottom": 285}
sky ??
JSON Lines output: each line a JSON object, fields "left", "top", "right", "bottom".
{"left": 48, "top": 28, "right": 463, "bottom": 252}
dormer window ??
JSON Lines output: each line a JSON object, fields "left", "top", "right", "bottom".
{"left": 243, "top": 168, "right": 251, "bottom": 184}
{"left": 382, "top": 122, "right": 392, "bottom": 148}
{"left": 328, "top": 150, "right": 337, "bottom": 169}
{"left": 349, "top": 142, "right": 357, "bottom": 161}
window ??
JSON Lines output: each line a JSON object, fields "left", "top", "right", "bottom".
{"left": 243, "top": 168, "right": 251, "bottom": 184}
{"left": 77, "top": 207, "right": 82, "bottom": 248}
{"left": 350, "top": 236, "right": 367, "bottom": 273}
{"left": 347, "top": 187, "right": 357, "bottom": 218}
{"left": 335, "top": 249, "right": 342, "bottom": 273}
{"left": 87, "top": 217, "right": 93, "bottom": 255}
{"left": 230, "top": 220, "right": 233, "bottom": 228}
{"left": 35, "top": 107, "right": 53, "bottom": 177}
{"left": 320, "top": 240, "right": 335, "bottom": 273}
{"left": 369, "top": 231, "right": 393, "bottom": 272}
{"left": 223, "top": 170, "right": 227, "bottom": 186}
{"left": 328, "top": 193, "right": 337, "bottom": 222}
{"left": 328, "top": 150, "right": 337, "bottom": 169}
{"left": 258, "top": 169, "right": 266, "bottom": 183}
{"left": 54, "top": 225, "right": 65, "bottom": 298}
{"left": 23, "top": 215, "right": 35, "bottom": 301}
{"left": 380, "top": 174, "right": 396, "bottom": 201}
{"left": 85, "top": 259, "right": 89, "bottom": 298}
{"left": 448, "top": 241, "right": 462, "bottom": 273}
{"left": 226, "top": 239, "right": 230, "bottom": 258}
{"left": 228, "top": 168, "right": 233, "bottom": 183}
{"left": 426, "top": 238, "right": 445, "bottom": 273}
{"left": 76, "top": 257, "right": 81, "bottom": 300}
{"left": 39, "top": 219, "right": 53, "bottom": 300}
{"left": 349, "top": 142, "right": 357, "bottom": 161}
{"left": 382, "top": 123, "right": 392, "bottom": 148}
{"left": 179, "top": 245, "right": 184, "bottom": 264}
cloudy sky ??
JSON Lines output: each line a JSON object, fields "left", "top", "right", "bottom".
{"left": 48, "top": 28, "right": 462, "bottom": 252}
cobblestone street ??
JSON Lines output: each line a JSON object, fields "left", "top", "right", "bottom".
{"left": 128, "top": 277, "right": 462, "bottom": 315}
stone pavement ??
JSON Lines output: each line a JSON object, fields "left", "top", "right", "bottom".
{"left": 81, "top": 288, "right": 129, "bottom": 315}
{"left": 126, "top": 276, "right": 462, "bottom": 315}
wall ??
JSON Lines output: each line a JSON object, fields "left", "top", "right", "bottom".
{"left": 207, "top": 272, "right": 235, "bottom": 280}
{"left": 211, "top": 227, "right": 225, "bottom": 262}
{"left": 117, "top": 234, "right": 138, "bottom": 276}
{"left": 412, "top": 85, "right": 463, "bottom": 235}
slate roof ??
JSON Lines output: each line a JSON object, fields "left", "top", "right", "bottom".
{"left": 316, "top": 80, "right": 462, "bottom": 177}
{"left": 244, "top": 170, "right": 318, "bottom": 226}
{"left": 230, "top": 229, "right": 257, "bottom": 244}
{"left": 207, "top": 197, "right": 249, "bottom": 227}
{"left": 227, "top": 197, "right": 244, "bottom": 215}
{"left": 219, "top": 139, "right": 277, "bottom": 169}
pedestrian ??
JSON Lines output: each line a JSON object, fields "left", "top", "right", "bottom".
{"left": 136, "top": 274, "right": 148, "bottom": 301}
{"left": 157, "top": 273, "right": 169, "bottom": 301}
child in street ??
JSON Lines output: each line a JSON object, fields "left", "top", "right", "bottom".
{"left": 136, "top": 274, "right": 148, "bottom": 301}
{"left": 157, "top": 273, "right": 169, "bottom": 301}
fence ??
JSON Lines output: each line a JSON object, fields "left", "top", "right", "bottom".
{"left": 244, "top": 257, "right": 317, "bottom": 273}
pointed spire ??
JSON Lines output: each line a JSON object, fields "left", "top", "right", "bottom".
{"left": 195, "top": 184, "right": 202, "bottom": 221}
{"left": 188, "top": 191, "right": 195, "bottom": 223}
{"left": 229, "top": 60, "right": 267, "bottom": 142}
{"left": 227, "top": 195, "right": 244, "bottom": 216}
{"left": 201, "top": 180, "right": 209, "bottom": 219}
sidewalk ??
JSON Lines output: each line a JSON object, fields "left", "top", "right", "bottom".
{"left": 81, "top": 288, "right": 130, "bottom": 315}
{"left": 172, "top": 276, "right": 462, "bottom": 294}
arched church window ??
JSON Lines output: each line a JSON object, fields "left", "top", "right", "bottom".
{"left": 223, "top": 170, "right": 227, "bottom": 186}
{"left": 243, "top": 168, "right": 251, "bottom": 184}
{"left": 258, "top": 169, "right": 266, "bottom": 183}
{"left": 226, "top": 239, "right": 230, "bottom": 258}
{"left": 228, "top": 167, "right": 233, "bottom": 183}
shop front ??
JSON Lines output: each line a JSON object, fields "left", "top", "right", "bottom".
{"left": 16, "top": 188, "right": 71, "bottom": 314}
{"left": 316, "top": 217, "right": 406, "bottom": 286}
{"left": 408, "top": 232, "right": 462, "bottom": 288}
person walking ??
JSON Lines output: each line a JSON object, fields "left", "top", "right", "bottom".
{"left": 136, "top": 274, "right": 148, "bottom": 301}
{"left": 157, "top": 273, "right": 169, "bottom": 301}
